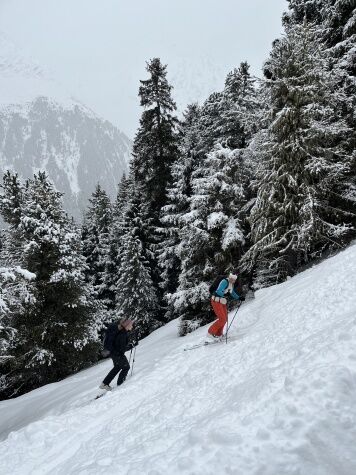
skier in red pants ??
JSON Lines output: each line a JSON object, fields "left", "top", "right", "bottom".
{"left": 207, "top": 272, "right": 245, "bottom": 341}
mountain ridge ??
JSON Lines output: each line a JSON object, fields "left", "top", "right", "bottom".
{"left": 0, "top": 34, "right": 131, "bottom": 220}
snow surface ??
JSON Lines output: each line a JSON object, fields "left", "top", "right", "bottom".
{"left": 1, "top": 244, "right": 356, "bottom": 474}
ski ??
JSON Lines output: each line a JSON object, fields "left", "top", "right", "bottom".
{"left": 184, "top": 341, "right": 218, "bottom": 351}
{"left": 183, "top": 333, "right": 243, "bottom": 351}
{"left": 94, "top": 388, "right": 114, "bottom": 400}
{"left": 94, "top": 383, "right": 125, "bottom": 400}
{"left": 184, "top": 337, "right": 228, "bottom": 351}
{"left": 94, "top": 392, "right": 107, "bottom": 400}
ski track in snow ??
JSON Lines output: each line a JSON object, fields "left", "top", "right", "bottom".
{"left": 1, "top": 245, "right": 356, "bottom": 474}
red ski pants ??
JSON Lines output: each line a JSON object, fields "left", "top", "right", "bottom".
{"left": 208, "top": 299, "right": 228, "bottom": 337}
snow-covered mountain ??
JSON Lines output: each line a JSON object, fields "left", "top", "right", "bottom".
{"left": 1, "top": 243, "right": 355, "bottom": 474}
{"left": 0, "top": 34, "right": 131, "bottom": 219}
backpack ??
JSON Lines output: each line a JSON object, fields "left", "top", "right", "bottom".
{"left": 102, "top": 323, "right": 117, "bottom": 357}
{"left": 209, "top": 275, "right": 227, "bottom": 295}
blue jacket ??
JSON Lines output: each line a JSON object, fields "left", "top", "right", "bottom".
{"left": 215, "top": 279, "right": 240, "bottom": 300}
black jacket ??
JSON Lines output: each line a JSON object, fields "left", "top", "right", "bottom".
{"left": 104, "top": 323, "right": 132, "bottom": 356}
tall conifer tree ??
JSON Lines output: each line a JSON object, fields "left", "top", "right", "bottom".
{"left": 116, "top": 186, "right": 158, "bottom": 337}
{"left": 0, "top": 172, "right": 101, "bottom": 397}
{"left": 168, "top": 65, "right": 259, "bottom": 334}
{"left": 158, "top": 103, "right": 201, "bottom": 321}
{"left": 132, "top": 58, "right": 179, "bottom": 217}
{"left": 130, "top": 58, "right": 180, "bottom": 320}
{"left": 103, "top": 174, "right": 132, "bottom": 314}
{"left": 82, "top": 184, "right": 112, "bottom": 309}
{"left": 242, "top": 21, "right": 354, "bottom": 288}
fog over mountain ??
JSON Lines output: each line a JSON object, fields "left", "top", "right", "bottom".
{"left": 0, "top": 35, "right": 131, "bottom": 220}
{"left": 0, "top": 0, "right": 287, "bottom": 137}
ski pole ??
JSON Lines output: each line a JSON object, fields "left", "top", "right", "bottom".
{"left": 226, "top": 312, "right": 229, "bottom": 344}
{"left": 129, "top": 328, "right": 139, "bottom": 376}
{"left": 130, "top": 345, "right": 137, "bottom": 377}
{"left": 226, "top": 301, "right": 242, "bottom": 336}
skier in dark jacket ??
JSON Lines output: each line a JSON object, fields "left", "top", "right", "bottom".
{"left": 100, "top": 318, "right": 137, "bottom": 391}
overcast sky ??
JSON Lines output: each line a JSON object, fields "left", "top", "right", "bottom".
{"left": 0, "top": 0, "right": 287, "bottom": 138}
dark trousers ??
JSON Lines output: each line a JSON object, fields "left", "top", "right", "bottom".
{"left": 102, "top": 354, "right": 130, "bottom": 386}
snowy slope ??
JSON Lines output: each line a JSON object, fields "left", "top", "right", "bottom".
{"left": 1, "top": 244, "right": 356, "bottom": 474}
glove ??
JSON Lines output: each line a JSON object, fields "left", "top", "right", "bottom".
{"left": 128, "top": 340, "right": 138, "bottom": 350}
{"left": 101, "top": 349, "right": 110, "bottom": 358}
{"left": 239, "top": 296, "right": 246, "bottom": 302}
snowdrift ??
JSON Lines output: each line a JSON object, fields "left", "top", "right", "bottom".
{"left": 1, "top": 245, "right": 356, "bottom": 475}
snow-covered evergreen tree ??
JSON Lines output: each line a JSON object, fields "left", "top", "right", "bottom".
{"left": 132, "top": 58, "right": 179, "bottom": 217}
{"left": 102, "top": 174, "right": 132, "bottom": 315}
{"left": 82, "top": 184, "right": 112, "bottom": 308}
{"left": 116, "top": 187, "right": 159, "bottom": 337}
{"left": 158, "top": 103, "right": 201, "bottom": 321}
{"left": 0, "top": 171, "right": 23, "bottom": 227}
{"left": 242, "top": 21, "right": 355, "bottom": 288}
{"left": 323, "top": 1, "right": 356, "bottom": 221}
{"left": 0, "top": 173, "right": 36, "bottom": 397}
{"left": 284, "top": 0, "right": 356, "bottom": 212}
{"left": 0, "top": 172, "right": 101, "bottom": 398}
{"left": 167, "top": 65, "right": 259, "bottom": 335}
{"left": 0, "top": 172, "right": 24, "bottom": 264}
{"left": 194, "top": 92, "right": 224, "bottom": 158}
{"left": 173, "top": 145, "right": 248, "bottom": 336}
{"left": 219, "top": 62, "right": 260, "bottom": 149}
{"left": 189, "top": 62, "right": 259, "bottom": 157}
{"left": 0, "top": 265, "right": 36, "bottom": 398}
{"left": 130, "top": 58, "right": 180, "bottom": 320}
{"left": 283, "top": 0, "right": 325, "bottom": 24}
